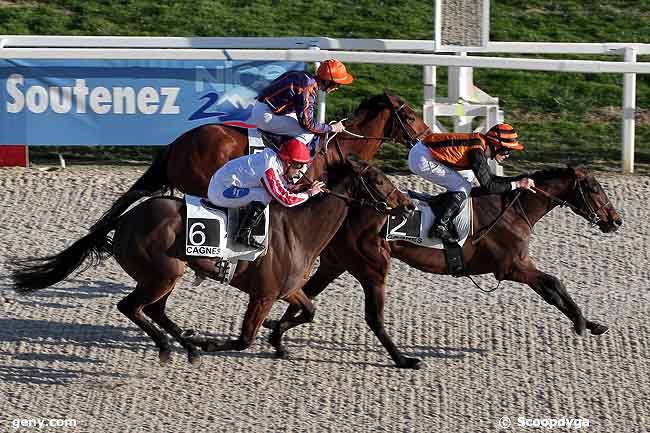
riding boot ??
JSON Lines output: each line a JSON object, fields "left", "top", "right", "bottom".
{"left": 428, "top": 191, "right": 466, "bottom": 243}
{"left": 235, "top": 201, "right": 266, "bottom": 249}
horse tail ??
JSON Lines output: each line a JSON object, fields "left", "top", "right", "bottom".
{"left": 11, "top": 191, "right": 151, "bottom": 294}
{"left": 89, "top": 146, "right": 169, "bottom": 232}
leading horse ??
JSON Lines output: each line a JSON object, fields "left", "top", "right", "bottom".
{"left": 268, "top": 166, "right": 623, "bottom": 368}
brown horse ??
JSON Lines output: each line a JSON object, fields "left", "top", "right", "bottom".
{"left": 89, "top": 90, "right": 431, "bottom": 232}
{"left": 11, "top": 152, "right": 417, "bottom": 366}
{"left": 269, "top": 166, "right": 623, "bottom": 367}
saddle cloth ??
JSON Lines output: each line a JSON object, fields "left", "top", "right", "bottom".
{"left": 384, "top": 190, "right": 472, "bottom": 249}
{"left": 184, "top": 195, "right": 269, "bottom": 262}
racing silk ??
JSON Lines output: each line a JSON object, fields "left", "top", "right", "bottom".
{"left": 422, "top": 132, "right": 520, "bottom": 194}
{"left": 214, "top": 148, "right": 310, "bottom": 207}
{"left": 256, "top": 71, "right": 332, "bottom": 135}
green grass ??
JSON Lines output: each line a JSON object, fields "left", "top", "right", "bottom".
{"left": 2, "top": 0, "right": 649, "bottom": 172}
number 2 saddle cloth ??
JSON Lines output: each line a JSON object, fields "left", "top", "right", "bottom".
{"left": 384, "top": 190, "right": 472, "bottom": 249}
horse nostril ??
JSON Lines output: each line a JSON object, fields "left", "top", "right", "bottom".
{"left": 615, "top": 218, "right": 623, "bottom": 226}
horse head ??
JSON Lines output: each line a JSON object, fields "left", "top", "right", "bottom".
{"left": 341, "top": 91, "right": 431, "bottom": 159}
{"left": 325, "top": 156, "right": 415, "bottom": 221}
{"left": 532, "top": 166, "right": 622, "bottom": 233}
{"left": 569, "top": 166, "right": 623, "bottom": 233}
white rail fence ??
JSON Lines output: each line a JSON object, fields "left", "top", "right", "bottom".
{"left": 1, "top": 36, "right": 648, "bottom": 173}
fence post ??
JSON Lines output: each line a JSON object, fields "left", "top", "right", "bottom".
{"left": 310, "top": 45, "right": 327, "bottom": 124}
{"left": 423, "top": 65, "right": 437, "bottom": 131}
{"left": 622, "top": 47, "right": 637, "bottom": 174}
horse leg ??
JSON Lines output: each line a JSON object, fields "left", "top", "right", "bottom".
{"left": 191, "top": 296, "right": 276, "bottom": 352}
{"left": 358, "top": 280, "right": 422, "bottom": 369}
{"left": 268, "top": 290, "right": 316, "bottom": 358}
{"left": 117, "top": 283, "right": 175, "bottom": 364}
{"left": 506, "top": 262, "right": 608, "bottom": 336}
{"left": 143, "top": 293, "right": 202, "bottom": 366}
{"left": 263, "top": 256, "right": 345, "bottom": 330}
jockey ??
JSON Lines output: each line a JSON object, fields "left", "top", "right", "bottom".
{"left": 408, "top": 123, "right": 536, "bottom": 243}
{"left": 207, "top": 139, "right": 327, "bottom": 249}
{"left": 252, "top": 59, "right": 354, "bottom": 149}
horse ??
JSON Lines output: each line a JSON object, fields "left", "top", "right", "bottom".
{"left": 89, "top": 90, "right": 431, "bottom": 232}
{"left": 268, "top": 166, "right": 623, "bottom": 368}
{"left": 11, "top": 149, "right": 417, "bottom": 367}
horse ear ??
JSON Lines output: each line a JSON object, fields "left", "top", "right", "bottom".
{"left": 383, "top": 89, "right": 397, "bottom": 104}
{"left": 348, "top": 153, "right": 361, "bottom": 162}
{"left": 569, "top": 164, "right": 588, "bottom": 179}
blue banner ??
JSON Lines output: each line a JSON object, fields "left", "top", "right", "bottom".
{"left": 0, "top": 59, "right": 304, "bottom": 145}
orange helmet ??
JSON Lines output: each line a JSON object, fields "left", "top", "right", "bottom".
{"left": 485, "top": 123, "right": 524, "bottom": 152}
{"left": 316, "top": 59, "right": 354, "bottom": 85}
{"left": 278, "top": 139, "right": 311, "bottom": 164}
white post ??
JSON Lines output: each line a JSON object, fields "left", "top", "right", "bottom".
{"left": 448, "top": 53, "right": 473, "bottom": 133}
{"left": 423, "top": 65, "right": 437, "bottom": 130}
{"left": 622, "top": 47, "right": 637, "bottom": 174}
{"left": 310, "top": 46, "right": 326, "bottom": 124}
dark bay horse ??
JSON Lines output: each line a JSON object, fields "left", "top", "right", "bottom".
{"left": 91, "top": 91, "right": 431, "bottom": 231}
{"left": 11, "top": 154, "right": 416, "bottom": 366}
{"left": 269, "top": 166, "right": 623, "bottom": 368}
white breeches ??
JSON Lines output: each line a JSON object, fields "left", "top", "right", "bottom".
{"left": 407, "top": 141, "right": 476, "bottom": 196}
{"left": 207, "top": 174, "right": 272, "bottom": 208}
{"left": 251, "top": 101, "right": 314, "bottom": 145}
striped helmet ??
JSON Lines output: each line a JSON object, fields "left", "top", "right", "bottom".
{"left": 486, "top": 123, "right": 524, "bottom": 152}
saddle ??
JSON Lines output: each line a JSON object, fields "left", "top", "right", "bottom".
{"left": 185, "top": 195, "right": 269, "bottom": 283}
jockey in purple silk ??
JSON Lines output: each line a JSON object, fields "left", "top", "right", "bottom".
{"left": 252, "top": 59, "right": 354, "bottom": 147}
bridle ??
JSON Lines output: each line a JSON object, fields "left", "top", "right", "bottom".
{"left": 532, "top": 177, "right": 612, "bottom": 227}
{"left": 335, "top": 101, "right": 432, "bottom": 147}
{"left": 328, "top": 163, "right": 398, "bottom": 215}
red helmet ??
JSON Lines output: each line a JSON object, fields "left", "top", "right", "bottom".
{"left": 316, "top": 59, "right": 354, "bottom": 85}
{"left": 486, "top": 123, "right": 524, "bottom": 152}
{"left": 278, "top": 139, "right": 311, "bottom": 164}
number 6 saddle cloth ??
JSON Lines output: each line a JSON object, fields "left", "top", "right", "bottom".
{"left": 384, "top": 190, "right": 473, "bottom": 250}
{"left": 184, "top": 194, "right": 269, "bottom": 261}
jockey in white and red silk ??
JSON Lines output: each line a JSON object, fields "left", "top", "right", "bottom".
{"left": 207, "top": 139, "right": 326, "bottom": 248}
{"left": 252, "top": 59, "right": 354, "bottom": 147}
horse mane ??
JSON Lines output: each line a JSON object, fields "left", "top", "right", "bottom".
{"left": 353, "top": 91, "right": 401, "bottom": 118}
{"left": 529, "top": 166, "right": 575, "bottom": 183}
{"left": 323, "top": 158, "right": 357, "bottom": 188}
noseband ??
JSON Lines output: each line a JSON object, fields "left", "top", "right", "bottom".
{"left": 533, "top": 178, "right": 612, "bottom": 227}
{"left": 391, "top": 103, "right": 432, "bottom": 147}
{"left": 328, "top": 164, "right": 397, "bottom": 215}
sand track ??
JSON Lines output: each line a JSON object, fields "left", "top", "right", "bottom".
{"left": 1, "top": 165, "right": 648, "bottom": 432}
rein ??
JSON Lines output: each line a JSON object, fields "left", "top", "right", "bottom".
{"left": 532, "top": 181, "right": 610, "bottom": 227}
{"left": 327, "top": 164, "right": 395, "bottom": 215}
{"left": 472, "top": 175, "right": 611, "bottom": 244}
{"left": 333, "top": 103, "right": 432, "bottom": 144}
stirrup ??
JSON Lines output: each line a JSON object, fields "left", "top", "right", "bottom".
{"left": 236, "top": 231, "right": 264, "bottom": 249}
{"left": 429, "top": 224, "right": 458, "bottom": 242}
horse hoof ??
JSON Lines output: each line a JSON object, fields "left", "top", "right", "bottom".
{"left": 589, "top": 323, "right": 609, "bottom": 335}
{"left": 274, "top": 348, "right": 290, "bottom": 359}
{"left": 573, "top": 319, "right": 586, "bottom": 336}
{"left": 397, "top": 357, "right": 423, "bottom": 370}
{"left": 188, "top": 351, "right": 202, "bottom": 366}
{"left": 159, "top": 350, "right": 173, "bottom": 365}
{"left": 263, "top": 319, "right": 280, "bottom": 330}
